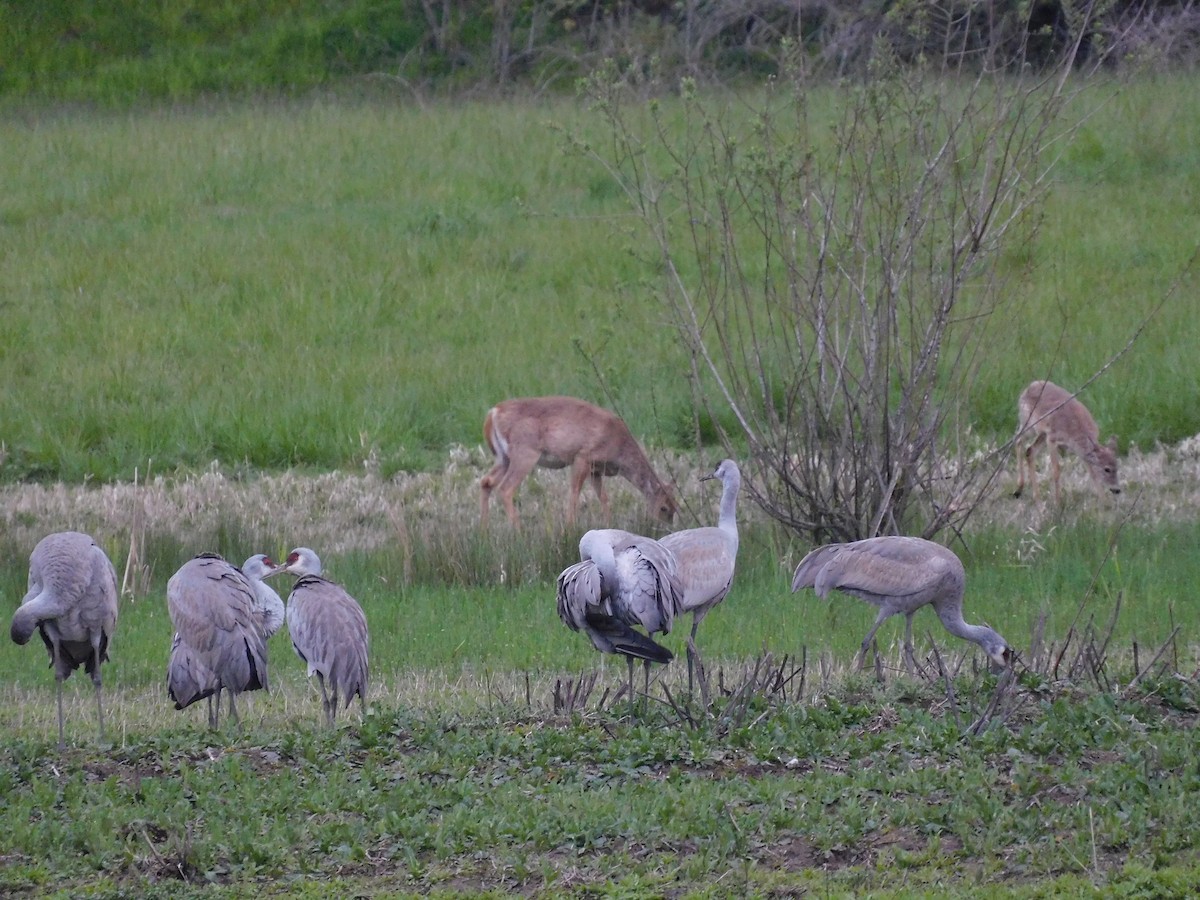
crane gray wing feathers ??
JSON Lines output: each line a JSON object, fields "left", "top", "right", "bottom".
{"left": 12, "top": 532, "right": 118, "bottom": 647}
{"left": 167, "top": 631, "right": 221, "bottom": 708}
{"left": 792, "top": 537, "right": 961, "bottom": 606}
{"left": 659, "top": 527, "right": 735, "bottom": 614}
{"left": 556, "top": 561, "right": 600, "bottom": 635}
{"left": 286, "top": 576, "right": 369, "bottom": 705}
{"left": 555, "top": 558, "right": 674, "bottom": 663}
{"left": 167, "top": 555, "right": 268, "bottom": 694}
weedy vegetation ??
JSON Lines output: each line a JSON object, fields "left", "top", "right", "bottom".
{"left": 0, "top": 22, "right": 1199, "bottom": 897}
{"left": 2, "top": 449, "right": 1200, "bottom": 896}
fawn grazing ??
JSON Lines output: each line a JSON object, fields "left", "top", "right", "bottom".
{"left": 480, "top": 396, "right": 677, "bottom": 528}
{"left": 1013, "top": 380, "right": 1120, "bottom": 503}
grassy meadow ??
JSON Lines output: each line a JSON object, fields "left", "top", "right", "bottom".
{"left": 1, "top": 73, "right": 1200, "bottom": 896}
{"left": 1, "top": 76, "right": 1199, "bottom": 483}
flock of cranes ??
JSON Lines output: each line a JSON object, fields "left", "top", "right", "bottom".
{"left": 10, "top": 380, "right": 1121, "bottom": 745}
{"left": 10, "top": 533, "right": 369, "bottom": 746}
{"left": 556, "top": 460, "right": 1013, "bottom": 709}
{"left": 7, "top": 457, "right": 1011, "bottom": 746}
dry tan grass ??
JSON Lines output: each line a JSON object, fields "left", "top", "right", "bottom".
{"left": 0, "top": 446, "right": 738, "bottom": 570}
{"left": 0, "top": 651, "right": 842, "bottom": 745}
{"left": 972, "top": 434, "right": 1200, "bottom": 532}
{"left": 3, "top": 436, "right": 1197, "bottom": 567}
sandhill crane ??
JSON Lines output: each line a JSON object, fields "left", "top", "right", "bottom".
{"left": 166, "top": 554, "right": 283, "bottom": 727}
{"left": 167, "top": 553, "right": 270, "bottom": 728}
{"left": 658, "top": 459, "right": 741, "bottom": 696}
{"left": 557, "top": 528, "right": 684, "bottom": 711}
{"left": 10, "top": 531, "right": 119, "bottom": 747}
{"left": 241, "top": 554, "right": 285, "bottom": 638}
{"left": 791, "top": 536, "right": 1012, "bottom": 672}
{"left": 267, "top": 548, "right": 369, "bottom": 725}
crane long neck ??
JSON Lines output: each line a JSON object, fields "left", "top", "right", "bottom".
{"left": 717, "top": 471, "right": 740, "bottom": 534}
{"left": 582, "top": 537, "right": 619, "bottom": 601}
{"left": 935, "top": 605, "right": 994, "bottom": 648}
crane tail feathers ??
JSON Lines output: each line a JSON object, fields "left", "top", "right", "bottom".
{"left": 584, "top": 611, "right": 673, "bottom": 664}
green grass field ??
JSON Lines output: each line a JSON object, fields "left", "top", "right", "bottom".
{"left": 2, "top": 73, "right": 1200, "bottom": 896}
{"left": 1, "top": 76, "right": 1198, "bottom": 483}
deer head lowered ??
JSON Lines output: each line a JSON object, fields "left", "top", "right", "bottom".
{"left": 479, "top": 396, "right": 677, "bottom": 528}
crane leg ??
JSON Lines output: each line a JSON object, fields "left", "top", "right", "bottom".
{"left": 227, "top": 691, "right": 240, "bottom": 727}
{"left": 207, "top": 690, "right": 221, "bottom": 729}
{"left": 856, "top": 609, "right": 891, "bottom": 672}
{"left": 55, "top": 677, "right": 66, "bottom": 750}
{"left": 687, "top": 615, "right": 711, "bottom": 705}
{"left": 626, "top": 656, "right": 636, "bottom": 719}
{"left": 91, "top": 638, "right": 106, "bottom": 743}
{"left": 93, "top": 681, "right": 105, "bottom": 743}
{"left": 317, "top": 675, "right": 334, "bottom": 726}
{"left": 50, "top": 639, "right": 67, "bottom": 749}
{"left": 903, "top": 614, "right": 917, "bottom": 674}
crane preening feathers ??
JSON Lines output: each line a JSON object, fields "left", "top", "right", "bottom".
{"left": 557, "top": 528, "right": 684, "bottom": 710}
{"left": 10, "top": 531, "right": 120, "bottom": 748}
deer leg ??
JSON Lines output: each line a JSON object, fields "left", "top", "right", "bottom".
{"left": 1013, "top": 434, "right": 1028, "bottom": 498}
{"left": 494, "top": 448, "right": 540, "bottom": 528}
{"left": 567, "top": 458, "right": 592, "bottom": 525}
{"left": 590, "top": 471, "right": 611, "bottom": 521}
{"left": 479, "top": 459, "right": 508, "bottom": 528}
{"left": 1050, "top": 444, "right": 1063, "bottom": 504}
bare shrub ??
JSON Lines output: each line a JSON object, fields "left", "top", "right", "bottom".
{"left": 1103, "top": 0, "right": 1200, "bottom": 70}
{"left": 575, "top": 24, "right": 1109, "bottom": 543}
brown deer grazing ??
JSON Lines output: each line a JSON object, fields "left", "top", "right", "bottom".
{"left": 1013, "top": 380, "right": 1121, "bottom": 503}
{"left": 480, "top": 396, "right": 677, "bottom": 528}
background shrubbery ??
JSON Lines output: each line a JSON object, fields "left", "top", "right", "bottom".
{"left": 5, "top": 0, "right": 1200, "bottom": 106}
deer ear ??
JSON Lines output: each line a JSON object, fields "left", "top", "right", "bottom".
{"left": 1107, "top": 435, "right": 1118, "bottom": 452}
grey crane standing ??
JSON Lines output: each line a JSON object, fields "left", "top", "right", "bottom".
{"left": 166, "top": 553, "right": 271, "bottom": 728}
{"left": 557, "top": 528, "right": 684, "bottom": 712}
{"left": 10, "top": 531, "right": 119, "bottom": 747}
{"left": 790, "top": 535, "right": 1012, "bottom": 672}
{"left": 166, "top": 553, "right": 283, "bottom": 727}
{"left": 267, "top": 547, "right": 369, "bottom": 725}
{"left": 658, "top": 459, "right": 741, "bottom": 697}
